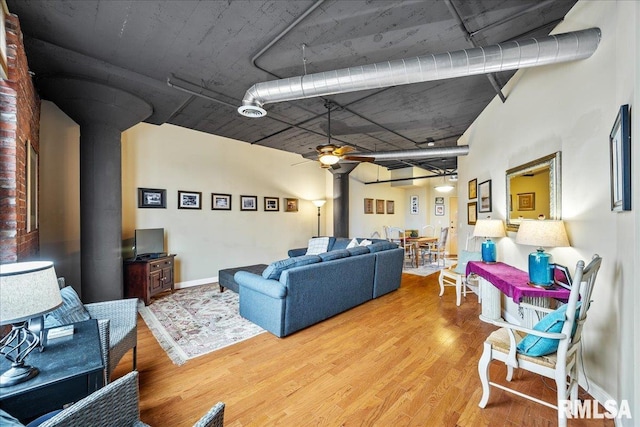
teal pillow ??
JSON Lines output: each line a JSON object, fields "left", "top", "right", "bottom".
{"left": 44, "top": 286, "right": 91, "bottom": 328}
{"left": 262, "top": 255, "right": 321, "bottom": 280}
{"left": 454, "top": 250, "right": 482, "bottom": 274}
{"left": 319, "top": 249, "right": 350, "bottom": 261}
{"left": 516, "top": 302, "right": 581, "bottom": 356}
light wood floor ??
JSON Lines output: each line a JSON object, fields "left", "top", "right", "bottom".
{"left": 113, "top": 273, "right": 613, "bottom": 427}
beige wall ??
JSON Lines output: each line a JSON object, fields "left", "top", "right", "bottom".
{"left": 458, "top": 1, "right": 638, "bottom": 420}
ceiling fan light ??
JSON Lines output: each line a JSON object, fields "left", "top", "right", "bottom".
{"left": 319, "top": 153, "right": 340, "bottom": 165}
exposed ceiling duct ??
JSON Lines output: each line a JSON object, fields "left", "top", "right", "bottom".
{"left": 346, "top": 145, "right": 470, "bottom": 161}
{"left": 238, "top": 27, "right": 601, "bottom": 118}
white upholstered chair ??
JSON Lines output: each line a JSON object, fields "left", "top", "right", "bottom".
{"left": 437, "top": 235, "right": 481, "bottom": 306}
{"left": 477, "top": 255, "right": 602, "bottom": 427}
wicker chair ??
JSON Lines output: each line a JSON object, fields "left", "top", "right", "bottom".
{"left": 84, "top": 298, "right": 138, "bottom": 383}
{"left": 30, "top": 371, "right": 225, "bottom": 427}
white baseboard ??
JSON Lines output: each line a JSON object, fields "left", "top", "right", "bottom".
{"left": 174, "top": 276, "right": 217, "bottom": 289}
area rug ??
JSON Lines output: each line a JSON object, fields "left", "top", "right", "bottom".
{"left": 403, "top": 259, "right": 455, "bottom": 277}
{"left": 137, "top": 284, "right": 265, "bottom": 366}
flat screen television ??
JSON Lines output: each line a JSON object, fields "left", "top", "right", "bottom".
{"left": 134, "top": 228, "right": 166, "bottom": 259}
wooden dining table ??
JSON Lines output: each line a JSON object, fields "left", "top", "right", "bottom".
{"left": 404, "top": 236, "right": 438, "bottom": 267}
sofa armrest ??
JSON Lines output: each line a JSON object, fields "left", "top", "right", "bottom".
{"left": 287, "top": 248, "right": 307, "bottom": 257}
{"left": 234, "top": 271, "right": 287, "bottom": 299}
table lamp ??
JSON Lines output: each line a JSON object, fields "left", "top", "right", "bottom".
{"left": 473, "top": 219, "right": 506, "bottom": 263}
{"left": 312, "top": 200, "right": 326, "bottom": 237}
{"left": 515, "top": 219, "right": 570, "bottom": 287}
{"left": 0, "top": 261, "right": 62, "bottom": 387}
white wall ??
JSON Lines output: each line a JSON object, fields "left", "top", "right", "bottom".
{"left": 457, "top": 1, "right": 638, "bottom": 420}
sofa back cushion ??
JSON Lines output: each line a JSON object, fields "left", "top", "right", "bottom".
{"left": 347, "top": 246, "right": 370, "bottom": 256}
{"left": 318, "top": 249, "right": 351, "bottom": 262}
{"left": 367, "top": 241, "right": 398, "bottom": 253}
{"left": 263, "top": 255, "right": 322, "bottom": 280}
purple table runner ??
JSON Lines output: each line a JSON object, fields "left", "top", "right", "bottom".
{"left": 466, "top": 261, "right": 570, "bottom": 303}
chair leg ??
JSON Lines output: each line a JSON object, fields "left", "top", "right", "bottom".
{"left": 555, "top": 367, "right": 569, "bottom": 427}
{"left": 437, "top": 271, "right": 445, "bottom": 297}
{"left": 455, "top": 276, "right": 462, "bottom": 306}
{"left": 478, "top": 342, "right": 492, "bottom": 408}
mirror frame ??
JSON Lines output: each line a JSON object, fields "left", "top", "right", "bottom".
{"left": 505, "top": 152, "right": 562, "bottom": 231}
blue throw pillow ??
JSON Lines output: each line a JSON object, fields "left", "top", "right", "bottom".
{"left": 367, "top": 241, "right": 398, "bottom": 253}
{"left": 44, "top": 286, "right": 91, "bottom": 328}
{"left": 346, "top": 246, "right": 370, "bottom": 256}
{"left": 262, "top": 255, "right": 322, "bottom": 280}
{"left": 516, "top": 302, "right": 581, "bottom": 356}
{"left": 454, "top": 250, "right": 482, "bottom": 274}
{"left": 319, "top": 249, "right": 351, "bottom": 261}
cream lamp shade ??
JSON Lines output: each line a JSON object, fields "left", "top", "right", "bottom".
{"left": 0, "top": 261, "right": 62, "bottom": 324}
{"left": 515, "top": 220, "right": 570, "bottom": 286}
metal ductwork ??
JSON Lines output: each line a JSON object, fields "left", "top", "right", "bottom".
{"left": 348, "top": 145, "right": 470, "bottom": 160}
{"left": 238, "top": 28, "right": 601, "bottom": 117}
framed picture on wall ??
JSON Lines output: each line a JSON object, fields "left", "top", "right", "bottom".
{"left": 610, "top": 104, "right": 631, "bottom": 211}
{"left": 178, "top": 190, "right": 202, "bottom": 209}
{"left": 435, "top": 197, "right": 444, "bottom": 205}
{"left": 386, "top": 200, "right": 395, "bottom": 214}
{"left": 285, "top": 198, "right": 298, "bottom": 212}
{"left": 435, "top": 205, "right": 444, "bottom": 216}
{"left": 211, "top": 193, "right": 231, "bottom": 210}
{"left": 264, "top": 196, "right": 279, "bottom": 211}
{"left": 478, "top": 179, "right": 492, "bottom": 213}
{"left": 240, "top": 195, "right": 258, "bottom": 211}
{"left": 138, "top": 188, "right": 166, "bottom": 208}
{"left": 468, "top": 178, "right": 477, "bottom": 199}
{"left": 467, "top": 202, "right": 477, "bottom": 225}
{"left": 376, "top": 199, "right": 385, "bottom": 214}
{"left": 517, "top": 192, "right": 535, "bottom": 211}
{"left": 364, "top": 198, "right": 374, "bottom": 214}
{"left": 410, "top": 195, "right": 419, "bottom": 215}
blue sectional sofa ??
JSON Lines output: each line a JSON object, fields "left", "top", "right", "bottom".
{"left": 234, "top": 238, "right": 404, "bottom": 337}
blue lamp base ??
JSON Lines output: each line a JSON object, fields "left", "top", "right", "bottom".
{"left": 481, "top": 239, "right": 497, "bottom": 263}
{"left": 528, "top": 248, "right": 552, "bottom": 287}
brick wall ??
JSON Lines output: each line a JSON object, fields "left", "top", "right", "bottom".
{"left": 0, "top": 13, "right": 40, "bottom": 263}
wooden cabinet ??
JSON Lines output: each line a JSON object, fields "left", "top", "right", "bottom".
{"left": 124, "top": 255, "right": 175, "bottom": 305}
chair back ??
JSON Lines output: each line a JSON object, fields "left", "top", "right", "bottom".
{"left": 558, "top": 255, "right": 602, "bottom": 356}
{"left": 422, "top": 225, "right": 435, "bottom": 237}
{"left": 437, "top": 227, "right": 449, "bottom": 248}
{"left": 387, "top": 227, "right": 406, "bottom": 245}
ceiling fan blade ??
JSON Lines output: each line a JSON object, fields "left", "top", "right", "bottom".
{"left": 342, "top": 155, "right": 374, "bottom": 162}
{"left": 334, "top": 145, "right": 355, "bottom": 156}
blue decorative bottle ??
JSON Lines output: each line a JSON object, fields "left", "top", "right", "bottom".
{"left": 529, "top": 248, "right": 552, "bottom": 286}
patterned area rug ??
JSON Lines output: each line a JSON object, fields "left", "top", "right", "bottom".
{"left": 138, "top": 284, "right": 265, "bottom": 366}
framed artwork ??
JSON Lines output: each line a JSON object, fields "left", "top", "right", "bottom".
{"left": 264, "top": 196, "right": 279, "bottom": 211}
{"left": 467, "top": 202, "right": 477, "bottom": 225}
{"left": 410, "top": 195, "right": 419, "bottom": 215}
{"left": 240, "top": 195, "right": 258, "bottom": 211}
{"left": 376, "top": 199, "right": 385, "bottom": 214}
{"left": 553, "top": 264, "right": 572, "bottom": 290}
{"left": 386, "top": 200, "right": 395, "bottom": 214}
{"left": 364, "top": 198, "right": 374, "bottom": 214}
{"left": 178, "top": 190, "right": 202, "bottom": 209}
{"left": 435, "top": 197, "right": 444, "bottom": 204}
{"left": 435, "top": 205, "right": 445, "bottom": 216}
{"left": 610, "top": 104, "right": 631, "bottom": 211}
{"left": 478, "top": 179, "right": 492, "bottom": 213}
{"left": 517, "top": 192, "right": 535, "bottom": 211}
{"left": 468, "top": 178, "right": 477, "bottom": 199}
{"left": 285, "top": 198, "right": 298, "bottom": 212}
{"left": 138, "top": 188, "right": 166, "bottom": 208}
{"left": 211, "top": 193, "right": 231, "bottom": 210}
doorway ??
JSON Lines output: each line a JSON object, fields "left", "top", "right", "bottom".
{"left": 449, "top": 197, "right": 458, "bottom": 256}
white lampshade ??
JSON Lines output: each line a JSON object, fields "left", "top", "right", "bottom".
{"left": 473, "top": 219, "right": 506, "bottom": 238}
{"left": 515, "top": 219, "right": 570, "bottom": 248}
{"left": 0, "top": 261, "right": 62, "bottom": 325}
{"left": 312, "top": 199, "right": 327, "bottom": 208}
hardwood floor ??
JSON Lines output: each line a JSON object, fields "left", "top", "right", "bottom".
{"left": 112, "top": 273, "right": 613, "bottom": 427}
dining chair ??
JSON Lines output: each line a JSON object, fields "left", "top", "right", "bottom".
{"left": 420, "top": 227, "right": 448, "bottom": 267}
{"left": 386, "top": 226, "right": 414, "bottom": 268}
{"left": 477, "top": 255, "right": 602, "bottom": 427}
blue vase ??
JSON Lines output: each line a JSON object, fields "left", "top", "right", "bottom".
{"left": 529, "top": 248, "right": 552, "bottom": 286}
{"left": 481, "top": 239, "right": 496, "bottom": 263}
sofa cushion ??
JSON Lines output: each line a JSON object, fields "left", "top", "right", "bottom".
{"left": 319, "top": 249, "right": 351, "bottom": 262}
{"left": 454, "top": 250, "right": 482, "bottom": 274}
{"left": 262, "top": 255, "right": 322, "bottom": 280}
{"left": 359, "top": 239, "right": 372, "bottom": 246}
{"left": 305, "top": 237, "right": 330, "bottom": 255}
{"left": 347, "top": 246, "right": 370, "bottom": 256}
{"left": 367, "top": 241, "right": 398, "bottom": 253}
{"left": 44, "top": 286, "right": 91, "bottom": 327}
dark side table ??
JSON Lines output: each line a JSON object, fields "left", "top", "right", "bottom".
{"left": 0, "top": 319, "right": 104, "bottom": 422}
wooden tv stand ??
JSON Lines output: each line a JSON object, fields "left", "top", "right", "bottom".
{"left": 124, "top": 254, "right": 175, "bottom": 305}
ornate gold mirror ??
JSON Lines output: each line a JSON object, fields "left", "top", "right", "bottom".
{"left": 506, "top": 152, "right": 561, "bottom": 231}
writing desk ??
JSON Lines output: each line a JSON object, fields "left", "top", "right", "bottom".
{"left": 466, "top": 261, "right": 570, "bottom": 327}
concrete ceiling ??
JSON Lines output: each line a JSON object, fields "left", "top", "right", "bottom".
{"left": 8, "top": 0, "right": 577, "bottom": 174}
